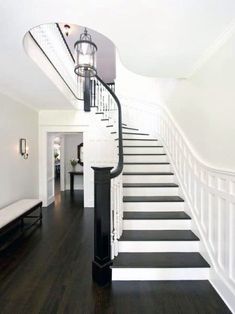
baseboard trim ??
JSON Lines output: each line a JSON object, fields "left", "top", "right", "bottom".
{"left": 210, "top": 270, "right": 235, "bottom": 314}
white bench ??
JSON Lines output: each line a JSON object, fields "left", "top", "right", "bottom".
{"left": 0, "top": 199, "right": 42, "bottom": 247}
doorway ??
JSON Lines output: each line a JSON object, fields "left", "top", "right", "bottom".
{"left": 46, "top": 132, "right": 84, "bottom": 206}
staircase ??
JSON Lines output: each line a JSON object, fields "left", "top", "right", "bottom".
{"left": 108, "top": 123, "right": 210, "bottom": 281}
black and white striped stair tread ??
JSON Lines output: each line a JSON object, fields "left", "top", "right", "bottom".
{"left": 120, "top": 230, "right": 199, "bottom": 241}
{"left": 112, "top": 253, "right": 210, "bottom": 268}
{"left": 123, "top": 196, "right": 184, "bottom": 202}
{"left": 123, "top": 172, "right": 174, "bottom": 175}
{"left": 123, "top": 211, "right": 190, "bottom": 220}
{"left": 123, "top": 183, "right": 178, "bottom": 188}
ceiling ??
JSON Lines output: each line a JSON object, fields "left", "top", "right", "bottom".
{"left": 0, "top": 0, "right": 235, "bottom": 110}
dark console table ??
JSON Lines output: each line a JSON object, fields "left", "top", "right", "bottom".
{"left": 69, "top": 171, "right": 83, "bottom": 191}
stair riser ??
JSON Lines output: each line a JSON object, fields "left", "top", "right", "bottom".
{"left": 118, "top": 241, "right": 199, "bottom": 252}
{"left": 112, "top": 268, "right": 209, "bottom": 281}
{"left": 123, "top": 187, "right": 179, "bottom": 196}
{"left": 123, "top": 147, "right": 165, "bottom": 154}
{"left": 123, "top": 219, "right": 191, "bottom": 230}
{"left": 123, "top": 175, "right": 175, "bottom": 184}
{"left": 123, "top": 140, "right": 160, "bottom": 146}
{"left": 124, "top": 155, "right": 168, "bottom": 163}
{"left": 123, "top": 164, "right": 171, "bottom": 172}
{"left": 124, "top": 202, "right": 184, "bottom": 212}
{"left": 123, "top": 134, "right": 152, "bottom": 139}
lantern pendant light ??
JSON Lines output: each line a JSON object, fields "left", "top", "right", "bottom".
{"left": 74, "top": 28, "right": 97, "bottom": 77}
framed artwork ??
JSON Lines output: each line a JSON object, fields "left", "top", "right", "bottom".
{"left": 77, "top": 143, "right": 84, "bottom": 166}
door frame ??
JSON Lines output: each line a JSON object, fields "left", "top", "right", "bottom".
{"left": 39, "top": 125, "right": 88, "bottom": 207}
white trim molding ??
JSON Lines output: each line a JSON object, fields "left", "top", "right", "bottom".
{"left": 156, "top": 106, "right": 235, "bottom": 313}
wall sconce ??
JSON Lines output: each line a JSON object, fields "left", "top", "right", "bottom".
{"left": 20, "top": 138, "right": 29, "bottom": 159}
{"left": 64, "top": 24, "right": 71, "bottom": 37}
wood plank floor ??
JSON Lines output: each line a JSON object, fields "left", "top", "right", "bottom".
{"left": 0, "top": 191, "right": 231, "bottom": 314}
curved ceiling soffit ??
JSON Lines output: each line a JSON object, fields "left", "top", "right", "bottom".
{"left": 23, "top": 22, "right": 119, "bottom": 108}
{"left": 3, "top": 1, "right": 235, "bottom": 82}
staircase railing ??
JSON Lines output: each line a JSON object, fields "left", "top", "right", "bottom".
{"left": 91, "top": 75, "right": 123, "bottom": 285}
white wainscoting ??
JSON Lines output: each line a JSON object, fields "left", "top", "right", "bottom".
{"left": 157, "top": 108, "right": 235, "bottom": 313}
{"left": 121, "top": 97, "right": 235, "bottom": 313}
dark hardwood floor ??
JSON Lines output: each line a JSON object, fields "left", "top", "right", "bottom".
{"left": 0, "top": 191, "right": 231, "bottom": 314}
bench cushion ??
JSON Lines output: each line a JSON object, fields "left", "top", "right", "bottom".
{"left": 0, "top": 199, "right": 42, "bottom": 229}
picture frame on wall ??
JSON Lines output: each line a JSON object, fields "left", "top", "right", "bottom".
{"left": 77, "top": 143, "right": 84, "bottom": 166}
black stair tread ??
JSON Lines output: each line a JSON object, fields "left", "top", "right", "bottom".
{"left": 121, "top": 145, "right": 163, "bottom": 148}
{"left": 122, "top": 126, "right": 139, "bottom": 131}
{"left": 116, "top": 138, "right": 158, "bottom": 141}
{"left": 101, "top": 118, "right": 109, "bottom": 121}
{"left": 106, "top": 125, "right": 113, "bottom": 127}
{"left": 123, "top": 172, "right": 174, "bottom": 175}
{"left": 123, "top": 196, "right": 184, "bottom": 202}
{"left": 123, "top": 211, "right": 190, "bottom": 220}
{"left": 112, "top": 132, "right": 150, "bottom": 135}
{"left": 112, "top": 253, "right": 210, "bottom": 268}
{"left": 95, "top": 112, "right": 104, "bottom": 114}
{"left": 120, "top": 230, "right": 199, "bottom": 241}
{"left": 124, "top": 163, "right": 169, "bottom": 165}
{"left": 123, "top": 139, "right": 158, "bottom": 141}
{"left": 123, "top": 153, "right": 166, "bottom": 155}
{"left": 123, "top": 183, "right": 178, "bottom": 188}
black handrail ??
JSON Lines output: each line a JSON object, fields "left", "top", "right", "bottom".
{"left": 29, "top": 31, "right": 83, "bottom": 101}
{"left": 95, "top": 75, "right": 123, "bottom": 178}
{"left": 56, "top": 23, "right": 75, "bottom": 63}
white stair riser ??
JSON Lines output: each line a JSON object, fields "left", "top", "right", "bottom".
{"left": 118, "top": 241, "right": 199, "bottom": 252}
{"left": 123, "top": 147, "right": 165, "bottom": 154}
{"left": 123, "top": 175, "right": 175, "bottom": 184}
{"left": 123, "top": 164, "right": 171, "bottom": 172}
{"left": 123, "top": 187, "right": 179, "bottom": 196}
{"left": 124, "top": 202, "right": 184, "bottom": 212}
{"left": 124, "top": 155, "right": 168, "bottom": 163}
{"left": 123, "top": 219, "right": 191, "bottom": 230}
{"left": 123, "top": 134, "right": 152, "bottom": 139}
{"left": 123, "top": 140, "right": 159, "bottom": 146}
{"left": 112, "top": 268, "right": 209, "bottom": 281}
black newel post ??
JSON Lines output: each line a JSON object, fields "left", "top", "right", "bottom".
{"left": 84, "top": 73, "right": 91, "bottom": 112}
{"left": 92, "top": 167, "right": 113, "bottom": 286}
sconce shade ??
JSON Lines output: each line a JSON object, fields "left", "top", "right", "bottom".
{"left": 74, "top": 28, "right": 97, "bottom": 77}
{"left": 20, "top": 138, "right": 28, "bottom": 159}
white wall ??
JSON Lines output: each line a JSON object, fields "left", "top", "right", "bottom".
{"left": 64, "top": 133, "right": 83, "bottom": 190}
{"left": 115, "top": 55, "right": 160, "bottom": 104}
{"left": 157, "top": 31, "right": 235, "bottom": 172}
{"left": 0, "top": 92, "right": 38, "bottom": 208}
